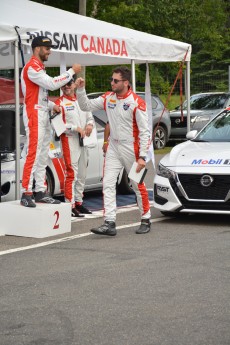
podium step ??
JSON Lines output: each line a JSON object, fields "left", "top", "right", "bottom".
{"left": 0, "top": 201, "right": 71, "bottom": 238}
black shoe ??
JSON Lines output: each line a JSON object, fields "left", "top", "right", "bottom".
{"left": 91, "top": 221, "right": 117, "bottom": 236}
{"left": 34, "top": 191, "right": 61, "bottom": 204}
{"left": 21, "top": 193, "right": 36, "bottom": 208}
{"left": 71, "top": 208, "right": 85, "bottom": 218}
{"left": 136, "top": 219, "right": 151, "bottom": 234}
{"left": 75, "top": 204, "right": 92, "bottom": 214}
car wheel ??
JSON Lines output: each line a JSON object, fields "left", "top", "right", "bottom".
{"left": 153, "top": 125, "right": 167, "bottom": 149}
{"left": 46, "top": 168, "right": 54, "bottom": 196}
{"left": 117, "top": 169, "right": 134, "bottom": 195}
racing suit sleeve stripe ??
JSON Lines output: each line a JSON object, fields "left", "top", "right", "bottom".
{"left": 55, "top": 97, "right": 66, "bottom": 123}
{"left": 134, "top": 106, "right": 150, "bottom": 157}
{"left": 131, "top": 92, "right": 150, "bottom": 157}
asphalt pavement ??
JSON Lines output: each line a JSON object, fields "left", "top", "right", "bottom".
{"left": 0, "top": 154, "right": 230, "bottom": 345}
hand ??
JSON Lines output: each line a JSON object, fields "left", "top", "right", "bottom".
{"left": 75, "top": 77, "right": 85, "bottom": 88}
{"left": 85, "top": 124, "right": 93, "bottom": 136}
{"left": 102, "top": 141, "right": 109, "bottom": 154}
{"left": 72, "top": 64, "right": 81, "bottom": 74}
{"left": 77, "top": 127, "right": 85, "bottom": 138}
{"left": 53, "top": 104, "right": 61, "bottom": 114}
{"left": 136, "top": 158, "right": 146, "bottom": 173}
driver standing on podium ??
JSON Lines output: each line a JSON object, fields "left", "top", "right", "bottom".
{"left": 20, "top": 35, "right": 81, "bottom": 208}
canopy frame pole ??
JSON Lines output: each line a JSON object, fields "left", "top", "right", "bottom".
{"left": 60, "top": 52, "right": 66, "bottom": 96}
{"left": 131, "top": 60, "right": 136, "bottom": 92}
{"left": 14, "top": 39, "right": 21, "bottom": 200}
{"left": 186, "top": 60, "right": 191, "bottom": 133}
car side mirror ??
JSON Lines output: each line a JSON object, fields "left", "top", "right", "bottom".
{"left": 186, "top": 130, "right": 198, "bottom": 140}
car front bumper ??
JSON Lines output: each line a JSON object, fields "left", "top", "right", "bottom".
{"left": 153, "top": 174, "right": 230, "bottom": 215}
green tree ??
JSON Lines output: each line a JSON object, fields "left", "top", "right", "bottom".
{"left": 32, "top": 0, "right": 230, "bottom": 94}
{"left": 88, "top": 0, "right": 229, "bottom": 93}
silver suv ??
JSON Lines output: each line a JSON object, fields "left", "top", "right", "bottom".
{"left": 87, "top": 91, "right": 171, "bottom": 149}
{"left": 170, "top": 92, "right": 230, "bottom": 139}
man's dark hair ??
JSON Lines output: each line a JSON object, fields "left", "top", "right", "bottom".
{"left": 112, "top": 66, "right": 131, "bottom": 83}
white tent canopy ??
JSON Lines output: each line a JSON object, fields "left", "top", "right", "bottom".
{"left": 0, "top": 0, "right": 192, "bottom": 200}
{"left": 0, "top": 0, "right": 191, "bottom": 68}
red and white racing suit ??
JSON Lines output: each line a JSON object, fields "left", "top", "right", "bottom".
{"left": 77, "top": 88, "right": 151, "bottom": 222}
{"left": 55, "top": 94, "right": 94, "bottom": 206}
{"left": 21, "top": 56, "right": 76, "bottom": 194}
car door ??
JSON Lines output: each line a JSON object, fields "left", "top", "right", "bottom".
{"left": 85, "top": 112, "right": 105, "bottom": 189}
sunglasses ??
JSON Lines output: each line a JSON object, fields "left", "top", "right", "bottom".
{"left": 64, "top": 80, "right": 74, "bottom": 87}
{"left": 109, "top": 77, "right": 125, "bottom": 84}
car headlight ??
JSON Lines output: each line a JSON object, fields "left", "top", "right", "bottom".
{"left": 157, "top": 163, "right": 176, "bottom": 179}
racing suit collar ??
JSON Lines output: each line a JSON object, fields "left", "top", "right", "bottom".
{"left": 31, "top": 56, "right": 45, "bottom": 69}
{"left": 63, "top": 94, "right": 77, "bottom": 101}
{"left": 116, "top": 88, "right": 132, "bottom": 99}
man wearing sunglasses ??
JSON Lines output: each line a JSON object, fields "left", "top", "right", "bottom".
{"left": 75, "top": 66, "right": 151, "bottom": 235}
{"left": 20, "top": 35, "right": 81, "bottom": 208}
{"left": 55, "top": 79, "right": 94, "bottom": 217}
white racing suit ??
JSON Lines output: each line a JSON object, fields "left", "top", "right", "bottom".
{"left": 77, "top": 88, "right": 151, "bottom": 222}
{"left": 21, "top": 56, "right": 76, "bottom": 194}
{"left": 55, "top": 95, "right": 94, "bottom": 206}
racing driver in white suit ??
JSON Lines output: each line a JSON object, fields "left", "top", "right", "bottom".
{"left": 55, "top": 79, "right": 95, "bottom": 217}
{"left": 75, "top": 66, "right": 152, "bottom": 235}
{"left": 20, "top": 35, "right": 81, "bottom": 208}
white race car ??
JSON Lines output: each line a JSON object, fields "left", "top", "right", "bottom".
{"left": 0, "top": 104, "right": 133, "bottom": 202}
{"left": 153, "top": 107, "right": 230, "bottom": 216}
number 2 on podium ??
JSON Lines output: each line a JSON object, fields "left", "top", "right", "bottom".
{"left": 53, "top": 211, "right": 60, "bottom": 229}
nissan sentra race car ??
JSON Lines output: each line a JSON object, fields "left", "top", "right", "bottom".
{"left": 153, "top": 107, "right": 230, "bottom": 216}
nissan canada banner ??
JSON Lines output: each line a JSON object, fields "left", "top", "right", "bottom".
{"left": 0, "top": 31, "right": 131, "bottom": 69}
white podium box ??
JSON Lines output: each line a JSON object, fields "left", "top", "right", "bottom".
{"left": 0, "top": 201, "right": 72, "bottom": 238}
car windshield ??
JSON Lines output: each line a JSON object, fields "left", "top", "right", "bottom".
{"left": 195, "top": 109, "right": 230, "bottom": 142}
{"left": 189, "top": 94, "right": 228, "bottom": 110}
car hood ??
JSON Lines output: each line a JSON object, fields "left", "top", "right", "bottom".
{"left": 160, "top": 141, "right": 230, "bottom": 173}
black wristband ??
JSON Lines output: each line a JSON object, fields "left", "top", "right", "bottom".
{"left": 139, "top": 156, "right": 146, "bottom": 161}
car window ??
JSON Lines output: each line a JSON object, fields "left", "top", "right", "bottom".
{"left": 190, "top": 94, "right": 229, "bottom": 110}
{"left": 196, "top": 109, "right": 230, "bottom": 141}
{"left": 151, "top": 97, "right": 159, "bottom": 110}
{"left": 137, "top": 93, "right": 159, "bottom": 110}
